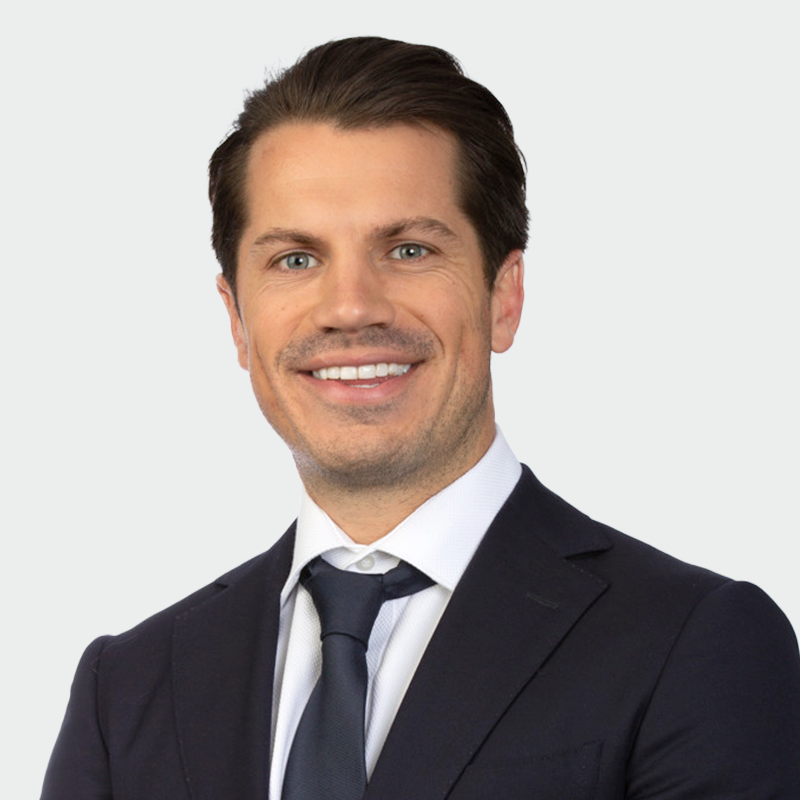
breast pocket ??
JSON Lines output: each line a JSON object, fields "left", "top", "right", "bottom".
{"left": 449, "top": 740, "right": 603, "bottom": 800}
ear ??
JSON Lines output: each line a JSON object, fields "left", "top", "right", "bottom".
{"left": 216, "top": 274, "right": 249, "bottom": 371}
{"left": 490, "top": 250, "right": 524, "bottom": 353}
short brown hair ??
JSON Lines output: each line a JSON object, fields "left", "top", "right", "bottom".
{"left": 209, "top": 37, "right": 528, "bottom": 298}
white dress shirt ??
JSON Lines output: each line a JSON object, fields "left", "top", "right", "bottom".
{"left": 268, "top": 427, "right": 521, "bottom": 798}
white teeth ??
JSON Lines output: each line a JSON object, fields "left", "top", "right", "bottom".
{"left": 311, "top": 363, "right": 411, "bottom": 380}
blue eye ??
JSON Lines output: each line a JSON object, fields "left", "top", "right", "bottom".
{"left": 278, "top": 252, "right": 320, "bottom": 270}
{"left": 390, "top": 243, "right": 429, "bottom": 260}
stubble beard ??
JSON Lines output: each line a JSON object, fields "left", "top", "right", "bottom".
{"left": 290, "top": 361, "right": 494, "bottom": 500}
{"left": 273, "top": 323, "right": 496, "bottom": 501}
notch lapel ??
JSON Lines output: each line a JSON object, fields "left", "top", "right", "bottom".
{"left": 365, "top": 468, "right": 611, "bottom": 800}
{"left": 172, "top": 529, "right": 294, "bottom": 800}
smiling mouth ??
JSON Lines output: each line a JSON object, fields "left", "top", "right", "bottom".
{"left": 311, "top": 363, "right": 412, "bottom": 381}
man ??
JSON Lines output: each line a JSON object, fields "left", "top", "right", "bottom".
{"left": 42, "top": 37, "right": 800, "bottom": 799}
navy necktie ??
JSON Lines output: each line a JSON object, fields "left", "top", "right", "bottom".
{"left": 282, "top": 556, "right": 434, "bottom": 800}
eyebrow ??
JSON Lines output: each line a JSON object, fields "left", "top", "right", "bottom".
{"left": 372, "top": 217, "right": 459, "bottom": 242}
{"left": 250, "top": 229, "right": 322, "bottom": 251}
{"left": 248, "top": 216, "right": 459, "bottom": 255}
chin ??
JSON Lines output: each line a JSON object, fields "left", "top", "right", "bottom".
{"left": 293, "top": 437, "right": 435, "bottom": 492}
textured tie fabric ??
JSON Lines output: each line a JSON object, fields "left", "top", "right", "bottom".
{"left": 282, "top": 557, "right": 434, "bottom": 800}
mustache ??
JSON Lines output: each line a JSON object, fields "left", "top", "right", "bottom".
{"left": 279, "top": 327, "right": 436, "bottom": 369}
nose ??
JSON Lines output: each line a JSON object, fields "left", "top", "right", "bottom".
{"left": 311, "top": 257, "right": 396, "bottom": 333}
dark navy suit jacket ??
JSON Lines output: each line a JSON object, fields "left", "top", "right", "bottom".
{"left": 42, "top": 467, "right": 800, "bottom": 798}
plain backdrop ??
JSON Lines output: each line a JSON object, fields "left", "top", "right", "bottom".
{"left": 3, "top": 1, "right": 798, "bottom": 793}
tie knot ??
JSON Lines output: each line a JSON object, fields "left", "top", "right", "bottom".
{"left": 301, "top": 557, "right": 434, "bottom": 648}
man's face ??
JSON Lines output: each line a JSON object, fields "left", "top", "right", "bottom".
{"left": 218, "top": 122, "right": 523, "bottom": 496}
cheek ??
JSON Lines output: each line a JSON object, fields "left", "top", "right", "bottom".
{"left": 403, "top": 273, "right": 488, "bottom": 331}
{"left": 246, "top": 298, "right": 304, "bottom": 363}
{"left": 427, "top": 291, "right": 492, "bottom": 351}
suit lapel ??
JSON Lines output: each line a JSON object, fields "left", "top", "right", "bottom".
{"left": 365, "top": 468, "right": 611, "bottom": 800}
{"left": 172, "top": 529, "right": 294, "bottom": 800}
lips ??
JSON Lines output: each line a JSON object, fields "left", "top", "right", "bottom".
{"left": 312, "top": 363, "right": 412, "bottom": 380}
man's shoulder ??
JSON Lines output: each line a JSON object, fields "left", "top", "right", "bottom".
{"left": 513, "top": 464, "right": 728, "bottom": 584}
{"left": 590, "top": 518, "right": 729, "bottom": 589}
{"left": 97, "top": 524, "right": 295, "bottom": 663}
{"left": 507, "top": 465, "right": 745, "bottom": 627}
{"left": 508, "top": 465, "right": 798, "bottom": 679}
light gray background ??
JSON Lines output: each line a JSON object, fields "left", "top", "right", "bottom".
{"left": 3, "top": 1, "right": 798, "bottom": 792}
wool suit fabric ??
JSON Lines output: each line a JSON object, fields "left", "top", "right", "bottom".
{"left": 42, "top": 467, "right": 800, "bottom": 799}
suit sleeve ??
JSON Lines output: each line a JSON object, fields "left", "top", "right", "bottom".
{"left": 40, "top": 636, "right": 113, "bottom": 800}
{"left": 627, "top": 581, "right": 800, "bottom": 799}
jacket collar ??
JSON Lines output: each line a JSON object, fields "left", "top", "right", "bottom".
{"left": 172, "top": 526, "right": 295, "bottom": 800}
{"left": 365, "top": 466, "right": 611, "bottom": 799}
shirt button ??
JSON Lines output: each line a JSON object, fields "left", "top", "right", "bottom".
{"left": 356, "top": 555, "right": 376, "bottom": 571}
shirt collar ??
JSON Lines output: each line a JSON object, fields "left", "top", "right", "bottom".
{"left": 281, "top": 426, "right": 521, "bottom": 604}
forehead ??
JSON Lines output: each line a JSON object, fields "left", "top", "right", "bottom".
{"left": 246, "top": 120, "right": 458, "bottom": 181}
{"left": 240, "top": 122, "right": 467, "bottom": 239}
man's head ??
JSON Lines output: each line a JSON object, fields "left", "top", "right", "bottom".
{"left": 212, "top": 39, "right": 527, "bottom": 532}
{"left": 209, "top": 37, "right": 528, "bottom": 302}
